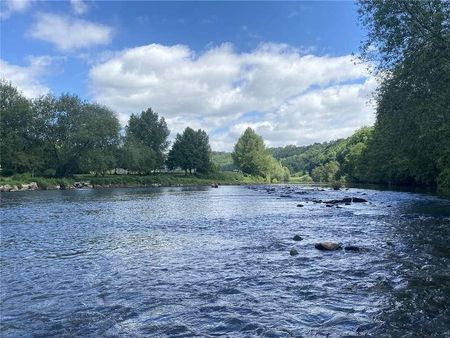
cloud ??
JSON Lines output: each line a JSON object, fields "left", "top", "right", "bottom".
{"left": 0, "top": 56, "right": 52, "bottom": 97}
{"left": 29, "top": 13, "right": 113, "bottom": 52}
{"left": 0, "top": 0, "right": 32, "bottom": 19}
{"left": 70, "top": 0, "right": 88, "bottom": 15}
{"left": 89, "top": 42, "right": 375, "bottom": 150}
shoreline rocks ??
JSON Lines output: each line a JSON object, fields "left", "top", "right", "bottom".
{"left": 0, "top": 182, "right": 40, "bottom": 192}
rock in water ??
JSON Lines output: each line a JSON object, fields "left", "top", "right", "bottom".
{"left": 293, "top": 235, "right": 303, "bottom": 241}
{"left": 290, "top": 248, "right": 299, "bottom": 256}
{"left": 315, "top": 242, "right": 342, "bottom": 251}
{"left": 297, "top": 204, "right": 304, "bottom": 207}
{"left": 352, "top": 197, "right": 368, "bottom": 203}
{"left": 344, "top": 245, "right": 360, "bottom": 251}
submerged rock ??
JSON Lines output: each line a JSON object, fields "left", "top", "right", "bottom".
{"left": 290, "top": 248, "right": 299, "bottom": 256}
{"left": 293, "top": 235, "right": 303, "bottom": 241}
{"left": 297, "top": 204, "right": 304, "bottom": 207}
{"left": 344, "top": 245, "right": 360, "bottom": 251}
{"left": 323, "top": 197, "right": 368, "bottom": 205}
{"left": 315, "top": 242, "right": 342, "bottom": 251}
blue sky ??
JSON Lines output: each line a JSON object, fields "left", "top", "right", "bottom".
{"left": 1, "top": 0, "right": 376, "bottom": 150}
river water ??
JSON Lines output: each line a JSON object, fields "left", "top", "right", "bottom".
{"left": 1, "top": 185, "right": 449, "bottom": 337}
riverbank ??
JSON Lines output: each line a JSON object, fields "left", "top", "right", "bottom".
{"left": 0, "top": 172, "right": 270, "bottom": 192}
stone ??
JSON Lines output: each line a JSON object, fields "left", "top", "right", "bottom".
{"left": 293, "top": 235, "right": 303, "bottom": 241}
{"left": 344, "top": 245, "right": 360, "bottom": 251}
{"left": 1, "top": 184, "right": 13, "bottom": 192}
{"left": 352, "top": 197, "right": 368, "bottom": 203}
{"left": 315, "top": 242, "right": 342, "bottom": 251}
{"left": 326, "top": 204, "right": 333, "bottom": 207}
{"left": 296, "top": 204, "right": 304, "bottom": 207}
{"left": 290, "top": 248, "right": 299, "bottom": 256}
{"left": 28, "top": 182, "right": 38, "bottom": 190}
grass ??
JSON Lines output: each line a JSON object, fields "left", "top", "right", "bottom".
{"left": 77, "top": 172, "right": 268, "bottom": 187}
{"left": 0, "top": 172, "right": 268, "bottom": 189}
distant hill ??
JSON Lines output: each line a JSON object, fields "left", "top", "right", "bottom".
{"left": 211, "top": 152, "right": 237, "bottom": 171}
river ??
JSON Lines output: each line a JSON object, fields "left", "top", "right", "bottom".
{"left": 1, "top": 185, "right": 449, "bottom": 337}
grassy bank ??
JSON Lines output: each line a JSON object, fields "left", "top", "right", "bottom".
{"left": 77, "top": 172, "right": 268, "bottom": 187}
{"left": 0, "top": 172, "right": 268, "bottom": 190}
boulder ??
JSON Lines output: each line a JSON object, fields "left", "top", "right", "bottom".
{"left": 315, "top": 242, "right": 342, "bottom": 251}
{"left": 290, "top": 248, "right": 299, "bottom": 256}
{"left": 344, "top": 245, "right": 360, "bottom": 251}
{"left": 326, "top": 204, "right": 333, "bottom": 207}
{"left": 28, "top": 182, "right": 38, "bottom": 190}
{"left": 293, "top": 235, "right": 303, "bottom": 241}
{"left": 296, "top": 204, "right": 304, "bottom": 207}
{"left": 10, "top": 185, "right": 19, "bottom": 192}
{"left": 352, "top": 197, "right": 368, "bottom": 203}
{"left": 0, "top": 184, "right": 13, "bottom": 192}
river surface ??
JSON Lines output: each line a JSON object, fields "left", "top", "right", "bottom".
{"left": 1, "top": 185, "right": 449, "bottom": 337}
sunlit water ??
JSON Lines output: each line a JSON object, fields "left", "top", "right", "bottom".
{"left": 1, "top": 185, "right": 449, "bottom": 337}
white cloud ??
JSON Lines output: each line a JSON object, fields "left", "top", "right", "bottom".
{"left": 0, "top": 56, "right": 52, "bottom": 97}
{"left": 70, "top": 0, "right": 88, "bottom": 15}
{"left": 0, "top": 0, "right": 32, "bottom": 19}
{"left": 29, "top": 13, "right": 113, "bottom": 52}
{"left": 89, "top": 42, "right": 376, "bottom": 150}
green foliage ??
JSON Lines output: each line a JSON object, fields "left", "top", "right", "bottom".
{"left": 311, "top": 161, "right": 340, "bottom": 183}
{"left": 232, "top": 128, "right": 290, "bottom": 181}
{"left": 125, "top": 108, "right": 170, "bottom": 171}
{"left": 167, "top": 127, "right": 214, "bottom": 174}
{"left": 357, "top": 0, "right": 450, "bottom": 188}
{"left": 119, "top": 139, "right": 157, "bottom": 174}
{"left": 33, "top": 94, "right": 120, "bottom": 177}
{"left": 270, "top": 127, "right": 374, "bottom": 184}
{"left": 211, "top": 151, "right": 237, "bottom": 171}
{"left": 0, "top": 81, "right": 43, "bottom": 175}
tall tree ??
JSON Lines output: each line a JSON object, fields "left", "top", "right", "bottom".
{"left": 232, "top": 127, "right": 289, "bottom": 181}
{"left": 125, "top": 108, "right": 170, "bottom": 171}
{"left": 232, "top": 127, "right": 268, "bottom": 176}
{"left": 358, "top": 0, "right": 450, "bottom": 187}
{"left": 167, "top": 127, "right": 213, "bottom": 174}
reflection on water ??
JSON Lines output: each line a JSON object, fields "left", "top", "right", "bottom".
{"left": 1, "top": 185, "right": 449, "bottom": 337}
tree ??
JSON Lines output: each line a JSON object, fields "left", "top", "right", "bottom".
{"left": 33, "top": 94, "right": 120, "bottom": 177}
{"left": 232, "top": 127, "right": 290, "bottom": 181}
{"left": 118, "top": 138, "right": 156, "bottom": 174}
{"left": 0, "top": 81, "right": 43, "bottom": 175}
{"left": 357, "top": 0, "right": 450, "bottom": 188}
{"left": 125, "top": 108, "right": 170, "bottom": 171}
{"left": 232, "top": 128, "right": 268, "bottom": 176}
{"left": 167, "top": 127, "right": 213, "bottom": 174}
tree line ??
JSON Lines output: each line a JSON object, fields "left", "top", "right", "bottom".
{"left": 0, "top": 81, "right": 288, "bottom": 181}
{"left": 270, "top": 0, "right": 450, "bottom": 191}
